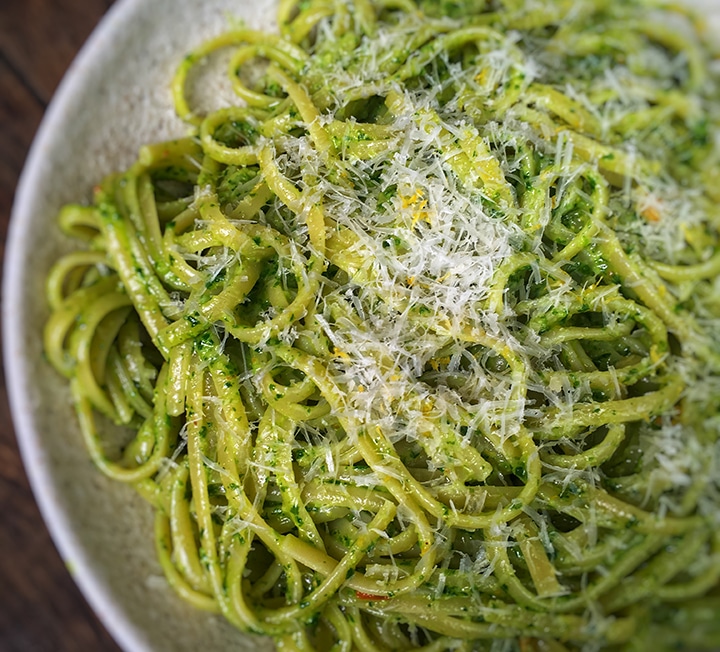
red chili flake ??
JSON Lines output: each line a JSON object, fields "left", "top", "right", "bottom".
{"left": 355, "top": 591, "right": 389, "bottom": 601}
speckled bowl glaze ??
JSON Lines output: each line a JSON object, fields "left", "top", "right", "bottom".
{"left": 4, "top": 1, "right": 278, "bottom": 650}
{"left": 4, "top": 1, "right": 720, "bottom": 651}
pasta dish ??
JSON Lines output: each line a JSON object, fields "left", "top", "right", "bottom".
{"left": 44, "top": 0, "right": 720, "bottom": 649}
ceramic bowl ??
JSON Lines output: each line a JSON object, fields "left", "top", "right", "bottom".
{"left": 4, "top": 1, "right": 719, "bottom": 650}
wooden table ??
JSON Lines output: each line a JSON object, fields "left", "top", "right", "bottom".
{"left": 0, "top": 1, "right": 121, "bottom": 650}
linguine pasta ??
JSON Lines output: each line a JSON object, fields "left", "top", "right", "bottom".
{"left": 45, "top": 0, "right": 720, "bottom": 649}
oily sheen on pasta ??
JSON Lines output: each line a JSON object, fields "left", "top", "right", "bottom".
{"left": 45, "top": 0, "right": 720, "bottom": 650}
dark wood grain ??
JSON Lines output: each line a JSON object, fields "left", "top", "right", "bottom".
{"left": 0, "top": 1, "right": 121, "bottom": 650}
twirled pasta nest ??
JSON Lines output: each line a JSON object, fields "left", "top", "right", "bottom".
{"left": 45, "top": 0, "right": 720, "bottom": 650}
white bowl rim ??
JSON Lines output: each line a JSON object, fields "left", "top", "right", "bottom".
{"left": 4, "top": 0, "right": 153, "bottom": 649}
